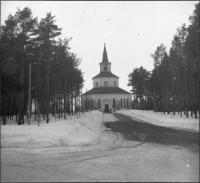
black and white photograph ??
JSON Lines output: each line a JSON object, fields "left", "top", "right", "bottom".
{"left": 1, "top": 1, "right": 199, "bottom": 182}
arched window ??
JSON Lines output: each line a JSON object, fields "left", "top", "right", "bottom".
{"left": 98, "top": 99, "right": 101, "bottom": 109}
{"left": 91, "top": 99, "right": 93, "bottom": 109}
{"left": 104, "top": 65, "right": 107, "bottom": 71}
{"left": 104, "top": 81, "right": 108, "bottom": 87}
{"left": 113, "top": 98, "right": 115, "bottom": 108}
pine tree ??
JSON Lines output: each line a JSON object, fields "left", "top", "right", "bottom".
{"left": 35, "top": 12, "right": 61, "bottom": 123}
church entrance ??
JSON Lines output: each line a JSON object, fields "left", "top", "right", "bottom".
{"left": 105, "top": 104, "right": 109, "bottom": 113}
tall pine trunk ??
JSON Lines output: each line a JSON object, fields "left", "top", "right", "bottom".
{"left": 46, "top": 56, "right": 50, "bottom": 123}
{"left": 18, "top": 58, "right": 25, "bottom": 125}
{"left": 183, "top": 56, "right": 188, "bottom": 118}
{"left": 64, "top": 73, "right": 66, "bottom": 120}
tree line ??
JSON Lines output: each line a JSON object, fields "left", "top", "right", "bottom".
{"left": 0, "top": 7, "right": 84, "bottom": 125}
{"left": 128, "top": 3, "right": 199, "bottom": 119}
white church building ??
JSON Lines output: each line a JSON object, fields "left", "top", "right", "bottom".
{"left": 82, "top": 44, "right": 132, "bottom": 113}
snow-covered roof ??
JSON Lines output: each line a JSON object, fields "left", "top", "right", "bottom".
{"left": 92, "top": 72, "right": 119, "bottom": 79}
{"left": 82, "top": 87, "right": 131, "bottom": 95}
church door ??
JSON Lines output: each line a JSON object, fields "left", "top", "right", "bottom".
{"left": 105, "top": 104, "right": 109, "bottom": 113}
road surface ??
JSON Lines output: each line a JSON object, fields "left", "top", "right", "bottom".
{"left": 105, "top": 113, "right": 199, "bottom": 153}
{"left": 1, "top": 113, "right": 199, "bottom": 182}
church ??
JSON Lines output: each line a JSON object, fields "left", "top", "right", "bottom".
{"left": 82, "top": 44, "right": 132, "bottom": 113}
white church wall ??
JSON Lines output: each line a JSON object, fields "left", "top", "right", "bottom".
{"left": 99, "top": 77, "right": 119, "bottom": 87}
{"left": 93, "top": 78, "right": 101, "bottom": 88}
{"left": 82, "top": 93, "right": 132, "bottom": 112}
{"left": 93, "top": 77, "right": 119, "bottom": 88}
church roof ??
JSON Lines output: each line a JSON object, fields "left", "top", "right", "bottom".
{"left": 102, "top": 43, "right": 109, "bottom": 63}
{"left": 82, "top": 87, "right": 131, "bottom": 95}
{"left": 92, "top": 72, "right": 119, "bottom": 79}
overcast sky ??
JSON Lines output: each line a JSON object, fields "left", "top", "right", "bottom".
{"left": 1, "top": 1, "right": 198, "bottom": 93}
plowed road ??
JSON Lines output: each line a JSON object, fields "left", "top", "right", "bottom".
{"left": 1, "top": 113, "right": 199, "bottom": 182}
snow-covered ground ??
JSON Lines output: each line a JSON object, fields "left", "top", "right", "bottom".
{"left": 1, "top": 109, "right": 199, "bottom": 149}
{"left": 118, "top": 110, "right": 199, "bottom": 133}
{"left": 1, "top": 111, "right": 199, "bottom": 182}
{"left": 1, "top": 111, "right": 103, "bottom": 148}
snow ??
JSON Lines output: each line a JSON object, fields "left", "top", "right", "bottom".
{"left": 117, "top": 110, "right": 199, "bottom": 133}
{"left": 1, "top": 109, "right": 199, "bottom": 149}
{"left": 1, "top": 111, "right": 199, "bottom": 182}
{"left": 1, "top": 111, "right": 103, "bottom": 148}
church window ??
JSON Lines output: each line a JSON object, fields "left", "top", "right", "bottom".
{"left": 127, "top": 98, "right": 128, "bottom": 108}
{"left": 98, "top": 99, "right": 101, "bottom": 109}
{"left": 124, "top": 98, "right": 125, "bottom": 108}
{"left": 104, "top": 65, "right": 107, "bottom": 71}
{"left": 104, "top": 81, "right": 108, "bottom": 87}
{"left": 91, "top": 99, "right": 93, "bottom": 109}
{"left": 121, "top": 98, "right": 122, "bottom": 108}
{"left": 113, "top": 98, "right": 115, "bottom": 108}
{"left": 114, "top": 81, "right": 116, "bottom": 87}
{"left": 95, "top": 82, "right": 98, "bottom": 87}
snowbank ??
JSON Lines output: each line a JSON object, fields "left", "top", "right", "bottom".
{"left": 1, "top": 111, "right": 103, "bottom": 148}
{"left": 117, "top": 110, "right": 199, "bottom": 133}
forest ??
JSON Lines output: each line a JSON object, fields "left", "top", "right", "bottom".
{"left": 0, "top": 7, "right": 84, "bottom": 125}
{"left": 128, "top": 3, "right": 199, "bottom": 119}
{"left": 1, "top": 4, "right": 199, "bottom": 125}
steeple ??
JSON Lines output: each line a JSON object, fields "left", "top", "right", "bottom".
{"left": 100, "top": 43, "right": 111, "bottom": 72}
{"left": 102, "top": 43, "right": 109, "bottom": 63}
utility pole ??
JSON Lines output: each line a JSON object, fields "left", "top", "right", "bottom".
{"left": 182, "top": 30, "right": 188, "bottom": 118}
{"left": 0, "top": 55, "right": 1, "bottom": 122}
{"left": 81, "top": 88, "right": 83, "bottom": 114}
{"left": 64, "top": 72, "right": 66, "bottom": 120}
{"left": 86, "top": 88, "right": 87, "bottom": 112}
{"left": 153, "top": 82, "right": 156, "bottom": 113}
{"left": 28, "top": 63, "right": 31, "bottom": 125}
{"left": 79, "top": 88, "right": 81, "bottom": 117}
{"left": 37, "top": 62, "right": 41, "bottom": 127}
{"left": 75, "top": 83, "right": 76, "bottom": 116}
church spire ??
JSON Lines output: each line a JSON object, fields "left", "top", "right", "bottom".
{"left": 102, "top": 43, "right": 109, "bottom": 63}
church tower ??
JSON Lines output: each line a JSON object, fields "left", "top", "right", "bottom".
{"left": 92, "top": 44, "right": 119, "bottom": 88}
{"left": 100, "top": 43, "right": 111, "bottom": 72}
{"left": 82, "top": 43, "right": 132, "bottom": 113}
